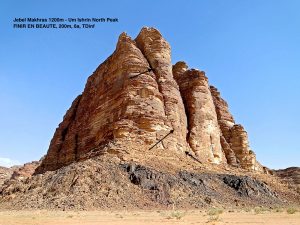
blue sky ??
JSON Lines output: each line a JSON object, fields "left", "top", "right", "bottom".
{"left": 0, "top": 0, "right": 299, "bottom": 169}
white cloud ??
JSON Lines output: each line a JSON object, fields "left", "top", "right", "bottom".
{"left": 0, "top": 157, "right": 21, "bottom": 167}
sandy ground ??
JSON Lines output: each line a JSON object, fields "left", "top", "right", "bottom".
{"left": 0, "top": 209, "right": 299, "bottom": 225}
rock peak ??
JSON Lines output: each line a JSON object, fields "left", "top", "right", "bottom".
{"left": 116, "top": 32, "right": 135, "bottom": 49}
{"left": 118, "top": 31, "right": 130, "bottom": 40}
{"left": 35, "top": 27, "right": 263, "bottom": 174}
{"left": 139, "top": 26, "right": 163, "bottom": 36}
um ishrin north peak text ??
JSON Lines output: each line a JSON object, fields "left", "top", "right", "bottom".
{"left": 13, "top": 17, "right": 118, "bottom": 29}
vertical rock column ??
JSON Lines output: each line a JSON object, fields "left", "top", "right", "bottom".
{"left": 210, "top": 86, "right": 262, "bottom": 171}
{"left": 210, "top": 86, "right": 238, "bottom": 166}
{"left": 135, "top": 27, "right": 188, "bottom": 152}
{"left": 230, "top": 125, "right": 258, "bottom": 170}
{"left": 173, "top": 62, "right": 225, "bottom": 164}
{"left": 101, "top": 32, "right": 169, "bottom": 154}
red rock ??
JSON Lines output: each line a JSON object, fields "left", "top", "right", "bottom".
{"left": 35, "top": 27, "right": 263, "bottom": 174}
{"left": 173, "top": 64, "right": 225, "bottom": 164}
{"left": 11, "top": 161, "right": 40, "bottom": 181}
{"left": 36, "top": 31, "right": 170, "bottom": 173}
{"left": 135, "top": 27, "right": 188, "bottom": 152}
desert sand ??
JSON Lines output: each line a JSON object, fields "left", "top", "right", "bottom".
{"left": 0, "top": 209, "right": 299, "bottom": 225}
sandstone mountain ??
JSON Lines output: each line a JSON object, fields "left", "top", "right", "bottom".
{"left": 0, "top": 27, "right": 298, "bottom": 210}
{"left": 35, "top": 27, "right": 262, "bottom": 174}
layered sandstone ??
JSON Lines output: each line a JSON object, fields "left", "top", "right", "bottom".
{"left": 135, "top": 27, "right": 188, "bottom": 152}
{"left": 173, "top": 63, "right": 225, "bottom": 164}
{"left": 36, "top": 31, "right": 171, "bottom": 174}
{"left": 210, "top": 86, "right": 262, "bottom": 171}
{"left": 35, "top": 27, "right": 262, "bottom": 174}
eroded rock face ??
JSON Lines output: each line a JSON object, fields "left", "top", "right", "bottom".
{"left": 35, "top": 27, "right": 262, "bottom": 174}
{"left": 173, "top": 64, "right": 225, "bottom": 164}
{"left": 230, "top": 125, "right": 256, "bottom": 170}
{"left": 210, "top": 86, "right": 262, "bottom": 171}
{"left": 36, "top": 31, "right": 170, "bottom": 173}
{"left": 135, "top": 27, "right": 188, "bottom": 152}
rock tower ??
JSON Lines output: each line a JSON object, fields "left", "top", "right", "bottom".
{"left": 35, "top": 27, "right": 262, "bottom": 174}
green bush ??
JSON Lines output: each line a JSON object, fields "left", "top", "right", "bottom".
{"left": 287, "top": 208, "right": 297, "bottom": 214}
{"left": 254, "top": 207, "right": 269, "bottom": 214}
{"left": 166, "top": 211, "right": 185, "bottom": 220}
{"left": 208, "top": 208, "right": 223, "bottom": 216}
